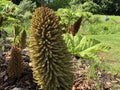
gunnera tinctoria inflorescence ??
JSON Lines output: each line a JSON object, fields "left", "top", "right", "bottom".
{"left": 7, "top": 44, "right": 24, "bottom": 78}
{"left": 30, "top": 6, "right": 74, "bottom": 90}
{"left": 19, "top": 30, "right": 27, "bottom": 49}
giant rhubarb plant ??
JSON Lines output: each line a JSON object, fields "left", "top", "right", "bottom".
{"left": 30, "top": 6, "right": 73, "bottom": 90}
{"left": 63, "top": 33, "right": 110, "bottom": 60}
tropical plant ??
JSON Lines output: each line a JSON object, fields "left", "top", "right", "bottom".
{"left": 56, "top": 8, "right": 78, "bottom": 32}
{"left": 69, "top": 17, "right": 83, "bottom": 36}
{"left": 14, "top": 0, "right": 36, "bottom": 16}
{"left": 0, "top": 1, "right": 20, "bottom": 36}
{"left": 63, "top": 33, "right": 110, "bottom": 60}
{"left": 7, "top": 44, "right": 24, "bottom": 78}
{"left": 13, "top": 24, "right": 22, "bottom": 43}
{"left": 0, "top": 0, "right": 36, "bottom": 36}
{"left": 13, "top": 0, "right": 36, "bottom": 29}
{"left": 0, "top": 15, "right": 8, "bottom": 51}
{"left": 30, "top": 6, "right": 73, "bottom": 90}
{"left": 12, "top": 24, "right": 27, "bottom": 49}
{"left": 19, "top": 29, "right": 27, "bottom": 49}
{"left": 56, "top": 8, "right": 92, "bottom": 33}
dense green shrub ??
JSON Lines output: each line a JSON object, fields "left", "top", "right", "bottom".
{"left": 30, "top": 6, "right": 73, "bottom": 90}
{"left": 69, "top": 0, "right": 120, "bottom": 15}
{"left": 82, "top": 1, "right": 101, "bottom": 14}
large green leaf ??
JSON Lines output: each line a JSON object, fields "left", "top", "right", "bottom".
{"left": 63, "top": 33, "right": 110, "bottom": 60}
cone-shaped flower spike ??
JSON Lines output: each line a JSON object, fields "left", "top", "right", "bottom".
{"left": 30, "top": 6, "right": 74, "bottom": 90}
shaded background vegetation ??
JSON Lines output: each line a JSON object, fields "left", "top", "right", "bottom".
{"left": 9, "top": 0, "right": 120, "bottom": 15}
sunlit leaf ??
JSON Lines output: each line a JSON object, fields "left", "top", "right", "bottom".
{"left": 63, "top": 33, "right": 110, "bottom": 60}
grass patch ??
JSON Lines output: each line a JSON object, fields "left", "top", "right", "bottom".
{"left": 80, "top": 15, "right": 120, "bottom": 35}
{"left": 90, "top": 34, "right": 120, "bottom": 74}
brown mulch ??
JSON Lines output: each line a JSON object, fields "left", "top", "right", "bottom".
{"left": 72, "top": 57, "right": 120, "bottom": 90}
{"left": 0, "top": 51, "right": 38, "bottom": 90}
{"left": 0, "top": 50, "right": 120, "bottom": 90}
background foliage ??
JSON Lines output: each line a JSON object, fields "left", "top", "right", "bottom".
{"left": 71, "top": 0, "right": 120, "bottom": 15}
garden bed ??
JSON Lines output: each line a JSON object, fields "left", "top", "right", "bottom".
{"left": 0, "top": 49, "right": 120, "bottom": 90}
